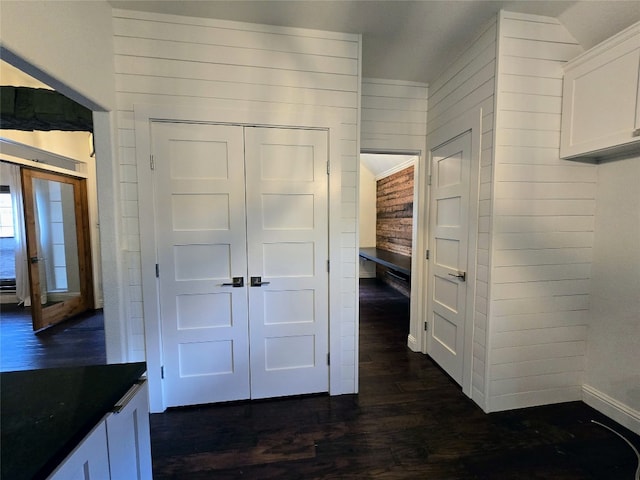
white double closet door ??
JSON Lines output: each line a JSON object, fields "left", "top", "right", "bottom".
{"left": 152, "top": 122, "right": 329, "bottom": 407}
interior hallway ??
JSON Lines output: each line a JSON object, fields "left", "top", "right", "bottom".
{"left": 149, "top": 279, "right": 640, "bottom": 479}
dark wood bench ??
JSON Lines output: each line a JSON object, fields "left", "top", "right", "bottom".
{"left": 359, "top": 247, "right": 411, "bottom": 277}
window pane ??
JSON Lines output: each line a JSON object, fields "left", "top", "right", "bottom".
{"left": 0, "top": 189, "right": 15, "bottom": 281}
{"left": 0, "top": 191, "right": 14, "bottom": 238}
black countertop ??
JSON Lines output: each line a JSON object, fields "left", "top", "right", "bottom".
{"left": 1, "top": 362, "right": 146, "bottom": 480}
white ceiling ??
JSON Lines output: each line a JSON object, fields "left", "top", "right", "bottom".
{"left": 361, "top": 153, "right": 417, "bottom": 179}
{"left": 109, "top": 0, "right": 640, "bottom": 84}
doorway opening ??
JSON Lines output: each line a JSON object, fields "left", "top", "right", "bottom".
{"left": 0, "top": 58, "right": 107, "bottom": 368}
{"left": 358, "top": 151, "right": 419, "bottom": 343}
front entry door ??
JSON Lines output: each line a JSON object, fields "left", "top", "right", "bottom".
{"left": 427, "top": 131, "right": 471, "bottom": 385}
{"left": 152, "top": 122, "right": 329, "bottom": 407}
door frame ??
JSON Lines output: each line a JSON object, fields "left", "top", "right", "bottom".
{"left": 358, "top": 149, "right": 423, "bottom": 353}
{"left": 134, "top": 104, "right": 344, "bottom": 412}
{"left": 421, "top": 108, "right": 482, "bottom": 397}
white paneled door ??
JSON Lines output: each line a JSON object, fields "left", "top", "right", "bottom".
{"left": 152, "top": 122, "right": 329, "bottom": 407}
{"left": 427, "top": 131, "right": 471, "bottom": 386}
{"left": 245, "top": 127, "right": 329, "bottom": 399}
{"left": 153, "top": 123, "right": 250, "bottom": 406}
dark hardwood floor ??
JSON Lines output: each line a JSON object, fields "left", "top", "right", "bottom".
{"left": 150, "top": 279, "right": 640, "bottom": 479}
{"left": 0, "top": 303, "right": 106, "bottom": 372}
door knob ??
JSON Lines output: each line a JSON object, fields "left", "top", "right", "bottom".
{"left": 448, "top": 271, "right": 466, "bottom": 282}
{"left": 221, "top": 277, "right": 244, "bottom": 287}
{"left": 250, "top": 276, "right": 270, "bottom": 287}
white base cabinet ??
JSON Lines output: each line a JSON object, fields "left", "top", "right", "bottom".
{"left": 561, "top": 21, "right": 640, "bottom": 160}
{"left": 48, "top": 380, "right": 152, "bottom": 480}
{"left": 47, "top": 421, "right": 111, "bottom": 480}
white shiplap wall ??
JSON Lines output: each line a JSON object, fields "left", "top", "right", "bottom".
{"left": 361, "top": 78, "right": 428, "bottom": 152}
{"left": 111, "top": 9, "right": 361, "bottom": 394}
{"left": 426, "top": 17, "right": 497, "bottom": 409}
{"left": 489, "top": 11, "right": 594, "bottom": 411}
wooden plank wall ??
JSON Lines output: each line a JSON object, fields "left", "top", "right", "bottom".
{"left": 376, "top": 166, "right": 414, "bottom": 296}
{"left": 111, "top": 9, "right": 361, "bottom": 393}
{"left": 426, "top": 16, "right": 497, "bottom": 409}
{"left": 489, "top": 11, "right": 592, "bottom": 411}
{"left": 377, "top": 167, "right": 414, "bottom": 256}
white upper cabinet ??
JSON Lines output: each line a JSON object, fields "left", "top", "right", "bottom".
{"left": 561, "top": 22, "right": 640, "bottom": 160}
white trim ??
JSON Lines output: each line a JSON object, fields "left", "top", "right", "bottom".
{"left": 0, "top": 156, "right": 87, "bottom": 179}
{"left": 407, "top": 334, "right": 420, "bottom": 352}
{"left": 94, "top": 111, "right": 128, "bottom": 364}
{"left": 134, "top": 103, "right": 344, "bottom": 412}
{"left": 583, "top": 384, "right": 640, "bottom": 436}
{"left": 424, "top": 108, "right": 482, "bottom": 399}
{"left": 0, "top": 137, "right": 85, "bottom": 175}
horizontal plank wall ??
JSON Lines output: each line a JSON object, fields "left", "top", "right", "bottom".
{"left": 426, "top": 16, "right": 497, "bottom": 409}
{"left": 489, "top": 11, "right": 593, "bottom": 411}
{"left": 111, "top": 9, "right": 361, "bottom": 394}
{"left": 377, "top": 167, "right": 415, "bottom": 257}
{"left": 361, "top": 78, "right": 427, "bottom": 152}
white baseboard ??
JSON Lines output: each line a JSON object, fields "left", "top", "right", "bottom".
{"left": 487, "top": 387, "right": 583, "bottom": 413}
{"left": 582, "top": 384, "right": 640, "bottom": 435}
{"left": 472, "top": 386, "right": 488, "bottom": 412}
{"left": 407, "top": 334, "right": 419, "bottom": 352}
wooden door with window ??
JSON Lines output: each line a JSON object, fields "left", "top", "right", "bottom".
{"left": 21, "top": 168, "right": 94, "bottom": 331}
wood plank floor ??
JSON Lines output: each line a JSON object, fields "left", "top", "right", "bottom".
{"left": 150, "top": 279, "right": 640, "bottom": 479}
{"left": 0, "top": 303, "right": 106, "bottom": 372}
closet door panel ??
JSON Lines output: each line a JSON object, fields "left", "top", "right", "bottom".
{"left": 153, "top": 122, "right": 250, "bottom": 406}
{"left": 244, "top": 127, "right": 330, "bottom": 399}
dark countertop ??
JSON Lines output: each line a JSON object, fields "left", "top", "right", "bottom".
{"left": 359, "top": 247, "right": 411, "bottom": 276}
{"left": 1, "top": 362, "right": 146, "bottom": 480}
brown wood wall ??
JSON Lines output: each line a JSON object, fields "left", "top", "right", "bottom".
{"left": 376, "top": 166, "right": 414, "bottom": 257}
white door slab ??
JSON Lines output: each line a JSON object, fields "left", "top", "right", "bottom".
{"left": 427, "top": 131, "right": 471, "bottom": 385}
{"left": 244, "top": 127, "right": 330, "bottom": 399}
{"left": 152, "top": 122, "right": 250, "bottom": 406}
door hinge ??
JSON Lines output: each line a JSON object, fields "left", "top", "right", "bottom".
{"left": 161, "top": 365, "right": 165, "bottom": 379}
{"left": 327, "top": 161, "right": 330, "bottom": 175}
{"left": 327, "top": 260, "right": 330, "bottom": 272}
{"left": 155, "top": 264, "right": 159, "bottom": 278}
{"left": 428, "top": 174, "right": 432, "bottom": 186}
{"left": 327, "top": 353, "right": 330, "bottom": 365}
{"left": 424, "top": 321, "right": 428, "bottom": 332}
{"left": 425, "top": 249, "right": 430, "bottom": 260}
{"left": 150, "top": 154, "right": 155, "bottom": 170}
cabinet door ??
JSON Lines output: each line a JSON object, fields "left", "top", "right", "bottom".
{"left": 561, "top": 31, "right": 640, "bottom": 158}
{"left": 47, "top": 420, "right": 110, "bottom": 480}
{"left": 106, "top": 381, "right": 153, "bottom": 480}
